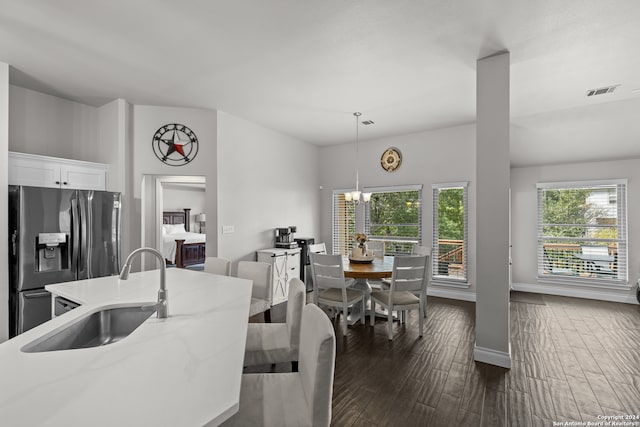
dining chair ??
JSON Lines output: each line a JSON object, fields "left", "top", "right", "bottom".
{"left": 306, "top": 242, "right": 328, "bottom": 293}
{"left": 365, "top": 240, "right": 385, "bottom": 289}
{"left": 237, "top": 261, "right": 273, "bottom": 323}
{"left": 412, "top": 244, "right": 431, "bottom": 257}
{"left": 203, "top": 256, "right": 231, "bottom": 276}
{"left": 244, "top": 278, "right": 305, "bottom": 372}
{"left": 222, "top": 304, "right": 336, "bottom": 427}
{"left": 370, "top": 255, "right": 429, "bottom": 340}
{"left": 407, "top": 245, "right": 431, "bottom": 318}
{"left": 308, "top": 242, "right": 327, "bottom": 255}
{"left": 381, "top": 245, "right": 432, "bottom": 317}
{"left": 414, "top": 245, "right": 432, "bottom": 315}
{"left": 309, "top": 252, "right": 365, "bottom": 336}
{"left": 367, "top": 240, "right": 385, "bottom": 258}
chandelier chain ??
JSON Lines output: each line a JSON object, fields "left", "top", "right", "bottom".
{"left": 354, "top": 112, "right": 361, "bottom": 191}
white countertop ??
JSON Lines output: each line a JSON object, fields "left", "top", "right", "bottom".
{"left": 0, "top": 268, "right": 252, "bottom": 427}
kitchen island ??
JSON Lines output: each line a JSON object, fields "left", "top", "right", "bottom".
{"left": 0, "top": 268, "right": 252, "bottom": 427}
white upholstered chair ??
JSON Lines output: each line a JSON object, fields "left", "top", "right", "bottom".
{"left": 237, "top": 261, "right": 273, "bottom": 323}
{"left": 203, "top": 256, "right": 231, "bottom": 276}
{"left": 370, "top": 255, "right": 429, "bottom": 340}
{"left": 309, "top": 253, "right": 364, "bottom": 336}
{"left": 222, "top": 304, "right": 336, "bottom": 427}
{"left": 244, "top": 278, "right": 306, "bottom": 371}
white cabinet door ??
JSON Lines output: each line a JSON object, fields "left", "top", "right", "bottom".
{"left": 8, "top": 155, "right": 60, "bottom": 188}
{"left": 287, "top": 252, "right": 300, "bottom": 286}
{"left": 271, "top": 254, "right": 289, "bottom": 306}
{"left": 60, "top": 164, "right": 107, "bottom": 191}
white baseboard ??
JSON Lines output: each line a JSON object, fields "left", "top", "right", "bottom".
{"left": 511, "top": 282, "right": 639, "bottom": 305}
{"left": 428, "top": 286, "right": 476, "bottom": 302}
{"left": 474, "top": 344, "right": 511, "bottom": 368}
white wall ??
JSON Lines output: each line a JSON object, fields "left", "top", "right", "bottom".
{"left": 0, "top": 63, "right": 9, "bottom": 342}
{"left": 132, "top": 105, "right": 217, "bottom": 269}
{"left": 319, "top": 123, "right": 477, "bottom": 300}
{"left": 8, "top": 85, "right": 99, "bottom": 161}
{"left": 96, "top": 99, "right": 128, "bottom": 193}
{"left": 217, "top": 111, "right": 320, "bottom": 273}
{"left": 95, "top": 99, "right": 132, "bottom": 263}
{"left": 511, "top": 158, "right": 640, "bottom": 304}
{"left": 163, "top": 185, "right": 206, "bottom": 230}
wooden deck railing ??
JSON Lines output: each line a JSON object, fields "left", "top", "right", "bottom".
{"left": 438, "top": 239, "right": 464, "bottom": 264}
{"left": 364, "top": 238, "right": 467, "bottom": 277}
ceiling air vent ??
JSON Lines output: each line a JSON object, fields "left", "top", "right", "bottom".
{"left": 586, "top": 85, "right": 619, "bottom": 97}
{"left": 361, "top": 120, "right": 375, "bottom": 125}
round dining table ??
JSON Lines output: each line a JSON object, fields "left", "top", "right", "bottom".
{"left": 342, "top": 255, "right": 394, "bottom": 325}
{"left": 343, "top": 255, "right": 394, "bottom": 281}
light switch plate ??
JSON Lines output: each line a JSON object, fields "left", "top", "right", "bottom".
{"left": 222, "top": 225, "right": 234, "bottom": 234}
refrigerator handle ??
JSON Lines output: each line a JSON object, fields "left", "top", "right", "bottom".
{"left": 11, "top": 230, "right": 17, "bottom": 256}
{"left": 79, "top": 194, "right": 88, "bottom": 273}
{"left": 71, "top": 197, "right": 80, "bottom": 275}
{"left": 24, "top": 291, "right": 51, "bottom": 298}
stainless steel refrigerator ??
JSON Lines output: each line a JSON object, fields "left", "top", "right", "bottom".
{"left": 8, "top": 186, "right": 121, "bottom": 337}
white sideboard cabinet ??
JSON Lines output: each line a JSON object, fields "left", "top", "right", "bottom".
{"left": 8, "top": 152, "right": 108, "bottom": 191}
{"left": 257, "top": 248, "right": 301, "bottom": 306}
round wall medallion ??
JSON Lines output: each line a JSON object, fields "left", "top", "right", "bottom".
{"left": 380, "top": 147, "right": 402, "bottom": 172}
{"left": 152, "top": 123, "right": 199, "bottom": 166}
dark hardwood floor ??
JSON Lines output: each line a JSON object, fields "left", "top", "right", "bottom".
{"left": 251, "top": 292, "right": 640, "bottom": 427}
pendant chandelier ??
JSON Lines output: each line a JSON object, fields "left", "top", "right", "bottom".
{"left": 344, "top": 112, "right": 371, "bottom": 203}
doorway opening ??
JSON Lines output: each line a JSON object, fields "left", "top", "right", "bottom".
{"left": 141, "top": 175, "right": 206, "bottom": 271}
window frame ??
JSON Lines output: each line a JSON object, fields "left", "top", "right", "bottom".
{"left": 536, "top": 179, "right": 629, "bottom": 289}
{"left": 432, "top": 182, "right": 469, "bottom": 286}
{"left": 363, "top": 184, "right": 423, "bottom": 256}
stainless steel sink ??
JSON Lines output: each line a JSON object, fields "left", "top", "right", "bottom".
{"left": 21, "top": 305, "right": 155, "bottom": 353}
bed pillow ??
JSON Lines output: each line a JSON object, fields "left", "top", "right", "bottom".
{"left": 164, "top": 223, "right": 187, "bottom": 234}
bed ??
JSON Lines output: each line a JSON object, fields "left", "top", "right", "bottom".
{"left": 162, "top": 208, "right": 206, "bottom": 268}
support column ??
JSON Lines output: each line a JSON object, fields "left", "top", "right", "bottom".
{"left": 475, "top": 51, "right": 511, "bottom": 368}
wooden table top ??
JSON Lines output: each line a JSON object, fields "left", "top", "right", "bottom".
{"left": 342, "top": 255, "right": 394, "bottom": 279}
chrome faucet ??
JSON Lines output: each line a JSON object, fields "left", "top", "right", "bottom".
{"left": 119, "top": 247, "right": 168, "bottom": 319}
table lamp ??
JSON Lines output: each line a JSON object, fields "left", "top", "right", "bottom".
{"left": 196, "top": 213, "right": 206, "bottom": 233}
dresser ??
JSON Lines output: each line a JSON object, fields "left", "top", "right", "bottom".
{"left": 257, "top": 248, "right": 301, "bottom": 306}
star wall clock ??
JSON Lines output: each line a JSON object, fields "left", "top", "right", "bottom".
{"left": 152, "top": 123, "right": 199, "bottom": 166}
{"left": 380, "top": 147, "right": 402, "bottom": 172}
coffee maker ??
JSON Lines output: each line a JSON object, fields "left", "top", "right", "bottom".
{"left": 275, "top": 226, "right": 298, "bottom": 249}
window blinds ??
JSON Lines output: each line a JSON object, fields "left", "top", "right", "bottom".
{"left": 332, "top": 191, "right": 355, "bottom": 256}
{"left": 363, "top": 185, "right": 423, "bottom": 256}
{"left": 536, "top": 180, "right": 628, "bottom": 287}
{"left": 432, "top": 182, "right": 469, "bottom": 283}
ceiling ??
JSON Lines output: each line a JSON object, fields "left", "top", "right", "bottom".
{"left": 1, "top": 0, "right": 639, "bottom": 167}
